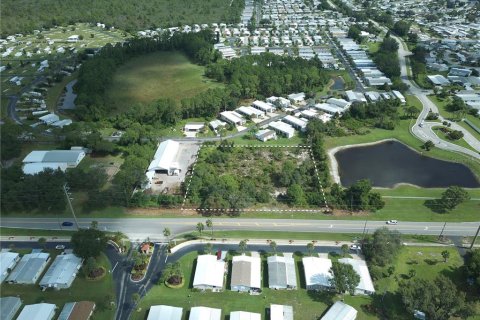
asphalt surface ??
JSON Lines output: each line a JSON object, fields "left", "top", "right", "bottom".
{"left": 2, "top": 217, "right": 480, "bottom": 240}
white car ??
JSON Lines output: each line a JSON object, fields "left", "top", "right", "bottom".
{"left": 386, "top": 220, "right": 398, "bottom": 225}
{"left": 55, "top": 245, "right": 66, "bottom": 250}
{"left": 350, "top": 244, "right": 361, "bottom": 251}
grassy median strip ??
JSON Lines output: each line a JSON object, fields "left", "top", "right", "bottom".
{"left": 0, "top": 227, "right": 76, "bottom": 237}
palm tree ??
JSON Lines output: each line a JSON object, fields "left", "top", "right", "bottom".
{"left": 239, "top": 239, "right": 248, "bottom": 254}
{"left": 441, "top": 250, "right": 450, "bottom": 263}
{"left": 38, "top": 237, "right": 47, "bottom": 249}
{"left": 307, "top": 242, "right": 315, "bottom": 256}
{"left": 341, "top": 244, "right": 349, "bottom": 257}
{"left": 206, "top": 219, "right": 213, "bottom": 236}
{"left": 205, "top": 243, "right": 213, "bottom": 255}
{"left": 196, "top": 222, "right": 204, "bottom": 235}
{"left": 163, "top": 228, "right": 171, "bottom": 242}
{"left": 270, "top": 241, "right": 277, "bottom": 255}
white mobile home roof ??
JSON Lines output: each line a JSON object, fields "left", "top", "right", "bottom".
{"left": 147, "top": 140, "right": 180, "bottom": 172}
{"left": 303, "top": 257, "right": 333, "bottom": 288}
{"left": 39, "top": 253, "right": 82, "bottom": 289}
{"left": 282, "top": 115, "right": 307, "bottom": 129}
{"left": 147, "top": 305, "right": 183, "bottom": 320}
{"left": 427, "top": 74, "right": 450, "bottom": 85}
{"left": 39, "top": 113, "right": 60, "bottom": 124}
{"left": 193, "top": 255, "right": 225, "bottom": 289}
{"left": 220, "top": 111, "right": 244, "bottom": 124}
{"left": 252, "top": 100, "right": 275, "bottom": 112}
{"left": 231, "top": 255, "right": 261, "bottom": 289}
{"left": 338, "top": 258, "right": 375, "bottom": 294}
{"left": 267, "top": 255, "right": 297, "bottom": 289}
{"left": 313, "top": 103, "right": 342, "bottom": 114}
{"left": 237, "top": 106, "right": 265, "bottom": 117}
{"left": 270, "top": 304, "right": 294, "bottom": 320}
{"left": 326, "top": 98, "right": 350, "bottom": 109}
{"left": 1, "top": 252, "right": 19, "bottom": 283}
{"left": 268, "top": 121, "right": 295, "bottom": 138}
{"left": 230, "top": 311, "right": 261, "bottom": 320}
{"left": 189, "top": 306, "right": 222, "bottom": 320}
{"left": 321, "top": 301, "right": 357, "bottom": 320}
{"left": 17, "top": 303, "right": 56, "bottom": 320}
{"left": 7, "top": 252, "right": 49, "bottom": 284}
{"left": 0, "top": 297, "right": 22, "bottom": 320}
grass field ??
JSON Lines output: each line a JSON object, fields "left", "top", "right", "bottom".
{"left": 132, "top": 251, "right": 377, "bottom": 320}
{"left": 433, "top": 126, "right": 476, "bottom": 152}
{"left": 0, "top": 251, "right": 115, "bottom": 320}
{"left": 105, "top": 51, "right": 222, "bottom": 111}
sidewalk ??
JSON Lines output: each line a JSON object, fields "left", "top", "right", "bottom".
{"left": 0, "top": 236, "right": 71, "bottom": 242}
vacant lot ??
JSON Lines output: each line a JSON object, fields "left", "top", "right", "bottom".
{"left": 105, "top": 51, "right": 222, "bottom": 111}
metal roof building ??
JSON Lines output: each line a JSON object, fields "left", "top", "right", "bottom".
{"left": 302, "top": 257, "right": 333, "bottom": 290}
{"left": 16, "top": 303, "right": 56, "bottom": 320}
{"left": 0, "top": 296, "right": 22, "bottom": 320}
{"left": 147, "top": 305, "right": 183, "bottom": 320}
{"left": 282, "top": 115, "right": 307, "bottom": 132}
{"left": 147, "top": 140, "right": 180, "bottom": 176}
{"left": 270, "top": 304, "right": 293, "bottom": 320}
{"left": 267, "top": 255, "right": 297, "bottom": 290}
{"left": 313, "top": 103, "right": 343, "bottom": 115}
{"left": 231, "top": 255, "right": 261, "bottom": 292}
{"left": 252, "top": 100, "right": 276, "bottom": 113}
{"left": 220, "top": 111, "right": 245, "bottom": 126}
{"left": 230, "top": 311, "right": 261, "bottom": 320}
{"left": 22, "top": 150, "right": 85, "bottom": 175}
{"left": 193, "top": 254, "right": 226, "bottom": 291}
{"left": 6, "top": 252, "right": 50, "bottom": 284}
{"left": 268, "top": 121, "right": 295, "bottom": 138}
{"left": 237, "top": 106, "right": 265, "bottom": 118}
{"left": 58, "top": 301, "right": 96, "bottom": 320}
{"left": 0, "top": 251, "right": 20, "bottom": 283}
{"left": 338, "top": 258, "right": 375, "bottom": 295}
{"left": 189, "top": 306, "right": 222, "bottom": 320}
{"left": 39, "top": 253, "right": 82, "bottom": 290}
{"left": 321, "top": 301, "right": 357, "bottom": 320}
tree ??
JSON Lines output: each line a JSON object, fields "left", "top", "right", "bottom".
{"left": 341, "top": 244, "right": 349, "bottom": 257}
{"left": 465, "top": 249, "right": 480, "bottom": 289}
{"left": 441, "top": 250, "right": 450, "bottom": 263}
{"left": 196, "top": 222, "right": 204, "bottom": 235}
{"left": 307, "top": 242, "right": 315, "bottom": 256}
{"left": 84, "top": 256, "right": 98, "bottom": 276}
{"left": 408, "top": 269, "right": 416, "bottom": 278}
{"left": 71, "top": 228, "right": 107, "bottom": 259}
{"left": 440, "top": 186, "right": 470, "bottom": 211}
{"left": 286, "top": 184, "right": 307, "bottom": 206}
{"left": 406, "top": 106, "right": 419, "bottom": 118}
{"left": 38, "top": 237, "right": 47, "bottom": 249}
{"left": 206, "top": 219, "right": 213, "bottom": 236}
{"left": 238, "top": 239, "right": 248, "bottom": 254}
{"left": 362, "top": 227, "right": 402, "bottom": 266}
{"left": 387, "top": 266, "right": 395, "bottom": 277}
{"left": 399, "top": 275, "right": 469, "bottom": 320}
{"left": 329, "top": 261, "right": 360, "bottom": 295}
{"left": 270, "top": 241, "right": 277, "bottom": 255}
{"left": 0, "top": 121, "right": 22, "bottom": 161}
{"left": 393, "top": 20, "right": 411, "bottom": 37}
{"left": 423, "top": 140, "right": 435, "bottom": 151}
{"left": 163, "top": 228, "right": 171, "bottom": 241}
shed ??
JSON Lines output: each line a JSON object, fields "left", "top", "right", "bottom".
{"left": 189, "top": 306, "right": 222, "bottom": 320}
{"left": 230, "top": 311, "right": 261, "bottom": 320}
{"left": 147, "top": 305, "right": 183, "bottom": 320}
{"left": 39, "top": 253, "right": 82, "bottom": 289}
{"left": 267, "top": 255, "right": 297, "bottom": 290}
{"left": 0, "top": 251, "right": 20, "bottom": 283}
{"left": 270, "top": 304, "right": 293, "bottom": 320}
{"left": 16, "top": 303, "right": 56, "bottom": 320}
{"left": 58, "top": 301, "right": 96, "bottom": 320}
{"left": 7, "top": 252, "right": 50, "bottom": 284}
{"left": 230, "top": 255, "right": 261, "bottom": 292}
{"left": 193, "top": 255, "right": 226, "bottom": 291}
{"left": 321, "top": 301, "right": 357, "bottom": 320}
{"left": 338, "top": 258, "right": 375, "bottom": 295}
{"left": 0, "top": 297, "right": 22, "bottom": 320}
{"left": 302, "top": 257, "right": 333, "bottom": 290}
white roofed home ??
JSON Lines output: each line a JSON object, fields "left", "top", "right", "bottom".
{"left": 338, "top": 258, "right": 375, "bottom": 295}
{"left": 255, "top": 129, "right": 277, "bottom": 142}
{"left": 326, "top": 98, "right": 351, "bottom": 110}
{"left": 39, "top": 254, "right": 82, "bottom": 290}
{"left": 146, "top": 140, "right": 180, "bottom": 177}
{"left": 321, "top": 301, "right": 357, "bottom": 320}
{"left": 302, "top": 257, "right": 333, "bottom": 290}
{"left": 268, "top": 255, "right": 297, "bottom": 290}
{"left": 237, "top": 106, "right": 265, "bottom": 118}
{"left": 0, "top": 252, "right": 20, "bottom": 283}
{"left": 7, "top": 252, "right": 50, "bottom": 284}
{"left": 189, "top": 306, "right": 222, "bottom": 320}
{"left": 288, "top": 92, "right": 305, "bottom": 103}
{"left": 230, "top": 311, "right": 261, "bottom": 320}
{"left": 230, "top": 255, "right": 261, "bottom": 292}
{"left": 147, "top": 305, "right": 183, "bottom": 320}
{"left": 392, "top": 90, "right": 406, "bottom": 104}
{"left": 282, "top": 115, "right": 307, "bottom": 132}
{"left": 268, "top": 121, "right": 295, "bottom": 138}
{"left": 184, "top": 122, "right": 205, "bottom": 132}
{"left": 313, "top": 103, "right": 343, "bottom": 115}
{"left": 220, "top": 111, "right": 245, "bottom": 126}
{"left": 16, "top": 303, "right": 56, "bottom": 320}
{"left": 39, "top": 113, "right": 60, "bottom": 125}
{"left": 270, "top": 304, "right": 294, "bottom": 320}
{"left": 193, "top": 254, "right": 226, "bottom": 291}
{"left": 252, "top": 100, "right": 276, "bottom": 113}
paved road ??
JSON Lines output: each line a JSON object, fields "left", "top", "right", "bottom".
{"left": 2, "top": 217, "right": 479, "bottom": 239}
{"left": 7, "top": 75, "right": 46, "bottom": 125}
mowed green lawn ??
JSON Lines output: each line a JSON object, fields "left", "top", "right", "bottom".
{"left": 0, "top": 252, "right": 115, "bottom": 320}
{"left": 105, "top": 51, "right": 222, "bottom": 111}
{"left": 132, "top": 251, "right": 377, "bottom": 320}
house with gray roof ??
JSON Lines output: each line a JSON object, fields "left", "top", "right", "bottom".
{"left": 0, "top": 297, "right": 22, "bottom": 320}
{"left": 1, "top": 251, "right": 20, "bottom": 283}
{"left": 6, "top": 252, "right": 50, "bottom": 284}
{"left": 39, "top": 253, "right": 82, "bottom": 290}
{"left": 267, "top": 255, "right": 297, "bottom": 290}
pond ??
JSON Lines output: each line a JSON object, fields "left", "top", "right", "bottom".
{"left": 330, "top": 76, "right": 345, "bottom": 90}
{"left": 59, "top": 79, "right": 77, "bottom": 110}
{"left": 335, "top": 140, "right": 480, "bottom": 188}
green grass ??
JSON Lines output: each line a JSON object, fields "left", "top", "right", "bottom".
{"left": 433, "top": 127, "right": 477, "bottom": 152}
{"left": 105, "top": 51, "right": 222, "bottom": 111}
{"left": 132, "top": 251, "right": 377, "bottom": 320}
{"left": 0, "top": 252, "right": 115, "bottom": 320}
{"left": 0, "top": 227, "right": 76, "bottom": 237}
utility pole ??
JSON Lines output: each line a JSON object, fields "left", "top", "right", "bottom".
{"left": 438, "top": 222, "right": 447, "bottom": 240}
{"left": 63, "top": 183, "right": 80, "bottom": 230}
{"left": 361, "top": 220, "right": 368, "bottom": 241}
{"left": 471, "top": 225, "right": 480, "bottom": 250}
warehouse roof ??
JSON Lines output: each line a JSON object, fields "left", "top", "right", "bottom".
{"left": 193, "top": 255, "right": 225, "bottom": 288}
{"left": 189, "top": 306, "right": 222, "bottom": 320}
{"left": 147, "top": 140, "right": 180, "bottom": 172}
{"left": 23, "top": 150, "right": 85, "bottom": 164}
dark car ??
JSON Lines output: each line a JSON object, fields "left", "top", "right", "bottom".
{"left": 62, "top": 221, "right": 74, "bottom": 227}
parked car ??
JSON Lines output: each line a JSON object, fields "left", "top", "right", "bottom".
{"left": 61, "top": 221, "right": 73, "bottom": 227}
{"left": 386, "top": 220, "right": 398, "bottom": 225}
{"left": 350, "top": 244, "right": 361, "bottom": 251}
{"left": 55, "top": 245, "right": 65, "bottom": 250}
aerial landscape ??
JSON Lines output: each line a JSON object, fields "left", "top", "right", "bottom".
{"left": 1, "top": 0, "right": 480, "bottom": 319}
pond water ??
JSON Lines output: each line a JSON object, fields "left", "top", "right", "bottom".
{"left": 59, "top": 79, "right": 77, "bottom": 110}
{"left": 331, "top": 76, "right": 345, "bottom": 90}
{"left": 335, "top": 140, "right": 480, "bottom": 188}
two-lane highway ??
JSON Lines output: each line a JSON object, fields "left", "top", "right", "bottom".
{"left": 1, "top": 217, "right": 479, "bottom": 240}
